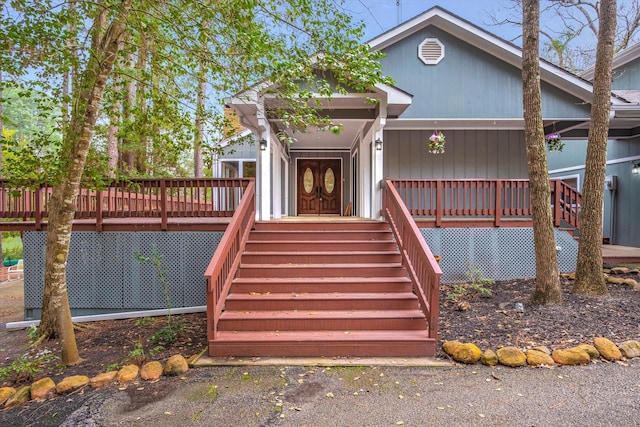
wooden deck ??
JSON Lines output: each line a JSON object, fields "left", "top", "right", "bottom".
{"left": 0, "top": 178, "right": 250, "bottom": 232}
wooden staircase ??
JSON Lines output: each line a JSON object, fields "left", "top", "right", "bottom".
{"left": 208, "top": 220, "right": 436, "bottom": 357}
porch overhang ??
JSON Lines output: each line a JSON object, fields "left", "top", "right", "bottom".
{"left": 225, "top": 83, "right": 412, "bottom": 150}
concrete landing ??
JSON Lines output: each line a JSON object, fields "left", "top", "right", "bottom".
{"left": 192, "top": 352, "right": 451, "bottom": 368}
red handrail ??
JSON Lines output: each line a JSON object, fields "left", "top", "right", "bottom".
{"left": 204, "top": 181, "right": 255, "bottom": 341}
{"left": 390, "top": 178, "right": 580, "bottom": 229}
{"left": 0, "top": 178, "right": 252, "bottom": 231}
{"left": 383, "top": 179, "right": 442, "bottom": 341}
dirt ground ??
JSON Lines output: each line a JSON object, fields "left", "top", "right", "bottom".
{"left": 0, "top": 268, "right": 639, "bottom": 391}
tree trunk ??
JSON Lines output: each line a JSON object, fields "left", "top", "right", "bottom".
{"left": 573, "top": 0, "right": 617, "bottom": 297}
{"left": 135, "top": 34, "right": 148, "bottom": 175}
{"left": 522, "top": 0, "right": 562, "bottom": 304}
{"left": 0, "top": 70, "right": 3, "bottom": 264}
{"left": 121, "top": 51, "right": 136, "bottom": 173}
{"left": 39, "top": 0, "right": 132, "bottom": 366}
{"left": 194, "top": 63, "right": 205, "bottom": 178}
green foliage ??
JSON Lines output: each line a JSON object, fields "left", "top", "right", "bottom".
{"left": 2, "top": 0, "right": 392, "bottom": 180}
{"left": 149, "top": 345, "right": 165, "bottom": 357}
{"left": 150, "top": 317, "right": 186, "bottom": 346}
{"left": 0, "top": 351, "right": 58, "bottom": 383}
{"left": 1, "top": 235, "right": 23, "bottom": 260}
{"left": 107, "top": 363, "right": 121, "bottom": 372}
{"left": 446, "top": 261, "right": 494, "bottom": 301}
{"left": 135, "top": 246, "right": 185, "bottom": 345}
{"left": 127, "top": 338, "right": 146, "bottom": 365}
{"left": 135, "top": 317, "right": 153, "bottom": 327}
{"left": 135, "top": 246, "right": 172, "bottom": 313}
{"left": 27, "top": 325, "right": 39, "bottom": 341}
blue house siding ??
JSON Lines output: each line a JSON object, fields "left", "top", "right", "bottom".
{"left": 22, "top": 231, "right": 223, "bottom": 319}
{"left": 220, "top": 139, "right": 256, "bottom": 159}
{"left": 379, "top": 26, "right": 591, "bottom": 119}
{"left": 384, "top": 129, "right": 528, "bottom": 179}
{"left": 612, "top": 56, "right": 640, "bottom": 89}
{"left": 549, "top": 137, "right": 640, "bottom": 247}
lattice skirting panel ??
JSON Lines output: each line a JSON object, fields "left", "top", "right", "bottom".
{"left": 420, "top": 228, "right": 578, "bottom": 284}
{"left": 23, "top": 231, "right": 223, "bottom": 320}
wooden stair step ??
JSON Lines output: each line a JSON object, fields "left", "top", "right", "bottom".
{"left": 209, "top": 330, "right": 436, "bottom": 357}
{"left": 254, "top": 221, "right": 390, "bottom": 231}
{"left": 248, "top": 230, "right": 392, "bottom": 241}
{"left": 218, "top": 309, "right": 427, "bottom": 331}
{"left": 235, "top": 263, "right": 408, "bottom": 278}
{"left": 240, "top": 251, "right": 401, "bottom": 264}
{"left": 224, "top": 292, "right": 418, "bottom": 311}
{"left": 245, "top": 240, "right": 398, "bottom": 251}
{"left": 230, "top": 277, "right": 413, "bottom": 293}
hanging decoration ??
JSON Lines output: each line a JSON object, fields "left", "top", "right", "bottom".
{"left": 545, "top": 132, "right": 565, "bottom": 151}
{"left": 428, "top": 131, "right": 446, "bottom": 154}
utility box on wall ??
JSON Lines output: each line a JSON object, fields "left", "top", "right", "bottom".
{"left": 605, "top": 175, "right": 617, "bottom": 191}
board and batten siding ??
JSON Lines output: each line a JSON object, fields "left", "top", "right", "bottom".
{"left": 219, "top": 139, "right": 256, "bottom": 160}
{"left": 549, "top": 137, "right": 640, "bottom": 247}
{"left": 383, "top": 130, "right": 528, "bottom": 179}
{"left": 379, "top": 26, "right": 591, "bottom": 120}
{"left": 612, "top": 56, "right": 640, "bottom": 90}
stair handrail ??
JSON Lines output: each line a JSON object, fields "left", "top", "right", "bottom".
{"left": 382, "top": 179, "right": 442, "bottom": 341}
{"left": 551, "top": 179, "right": 581, "bottom": 229}
{"left": 204, "top": 180, "right": 256, "bottom": 341}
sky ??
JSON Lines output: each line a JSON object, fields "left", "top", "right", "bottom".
{"left": 342, "top": 0, "right": 521, "bottom": 42}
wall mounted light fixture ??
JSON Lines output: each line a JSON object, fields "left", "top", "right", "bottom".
{"left": 375, "top": 138, "right": 383, "bottom": 151}
{"left": 259, "top": 139, "right": 267, "bottom": 151}
{"left": 632, "top": 162, "right": 640, "bottom": 175}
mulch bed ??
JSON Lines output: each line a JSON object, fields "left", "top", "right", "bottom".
{"left": 438, "top": 275, "right": 640, "bottom": 357}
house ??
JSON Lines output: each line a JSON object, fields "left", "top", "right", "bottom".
{"left": 548, "top": 43, "right": 640, "bottom": 247}
{"left": 8, "top": 6, "right": 631, "bottom": 357}
{"left": 221, "top": 6, "right": 603, "bottom": 281}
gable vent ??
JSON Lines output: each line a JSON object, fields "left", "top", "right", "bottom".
{"left": 418, "top": 38, "right": 444, "bottom": 65}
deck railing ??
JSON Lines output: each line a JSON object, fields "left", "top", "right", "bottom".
{"left": 383, "top": 179, "right": 442, "bottom": 341}
{"left": 390, "top": 179, "right": 581, "bottom": 229}
{"left": 204, "top": 181, "right": 255, "bottom": 341}
{"left": 0, "top": 178, "right": 252, "bottom": 231}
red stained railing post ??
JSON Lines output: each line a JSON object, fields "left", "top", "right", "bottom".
{"left": 553, "top": 180, "right": 562, "bottom": 227}
{"left": 34, "top": 186, "right": 42, "bottom": 231}
{"left": 160, "top": 179, "right": 168, "bottom": 231}
{"left": 435, "top": 180, "right": 443, "bottom": 227}
{"left": 96, "top": 190, "right": 103, "bottom": 232}
{"left": 495, "top": 180, "right": 502, "bottom": 227}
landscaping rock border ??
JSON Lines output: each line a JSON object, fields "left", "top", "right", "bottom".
{"left": 443, "top": 337, "right": 640, "bottom": 368}
{"left": 0, "top": 354, "right": 189, "bottom": 410}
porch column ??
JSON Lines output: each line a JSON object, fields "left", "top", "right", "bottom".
{"left": 257, "top": 103, "right": 271, "bottom": 221}
{"left": 372, "top": 125, "right": 385, "bottom": 220}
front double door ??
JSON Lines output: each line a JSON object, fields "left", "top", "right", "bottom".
{"left": 297, "top": 159, "right": 341, "bottom": 215}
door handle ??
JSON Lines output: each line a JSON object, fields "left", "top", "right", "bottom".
{"left": 317, "top": 186, "right": 322, "bottom": 201}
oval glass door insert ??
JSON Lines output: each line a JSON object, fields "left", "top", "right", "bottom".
{"left": 303, "top": 168, "right": 314, "bottom": 193}
{"left": 324, "top": 168, "right": 335, "bottom": 193}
